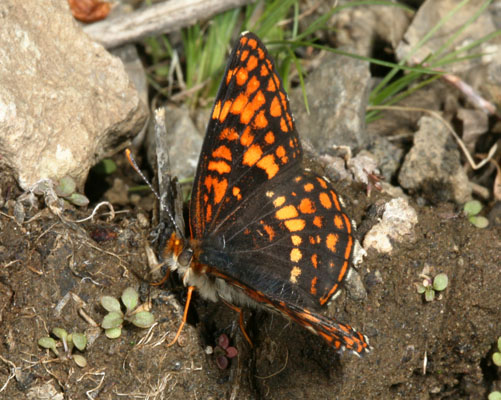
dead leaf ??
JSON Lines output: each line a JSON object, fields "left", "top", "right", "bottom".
{"left": 68, "top": 0, "right": 111, "bottom": 23}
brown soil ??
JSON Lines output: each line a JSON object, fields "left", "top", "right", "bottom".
{"left": 0, "top": 167, "right": 499, "bottom": 399}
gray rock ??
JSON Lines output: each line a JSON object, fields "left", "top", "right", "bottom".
{"left": 0, "top": 0, "right": 148, "bottom": 191}
{"left": 398, "top": 116, "right": 472, "bottom": 203}
{"left": 289, "top": 52, "right": 370, "bottom": 153}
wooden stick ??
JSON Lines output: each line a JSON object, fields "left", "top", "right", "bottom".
{"left": 83, "top": 0, "right": 254, "bottom": 49}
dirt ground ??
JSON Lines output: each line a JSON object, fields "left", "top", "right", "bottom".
{"left": 0, "top": 159, "right": 500, "bottom": 399}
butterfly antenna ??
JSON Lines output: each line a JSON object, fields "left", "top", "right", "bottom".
{"left": 124, "top": 149, "right": 182, "bottom": 234}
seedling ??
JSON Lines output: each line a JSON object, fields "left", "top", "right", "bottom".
{"left": 463, "top": 200, "right": 489, "bottom": 228}
{"left": 38, "top": 328, "right": 88, "bottom": 367}
{"left": 489, "top": 391, "right": 501, "bottom": 400}
{"left": 416, "top": 273, "right": 449, "bottom": 302}
{"left": 100, "top": 287, "right": 154, "bottom": 339}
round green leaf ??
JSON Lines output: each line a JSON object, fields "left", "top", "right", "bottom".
{"left": 464, "top": 200, "right": 482, "bottom": 216}
{"left": 73, "top": 354, "right": 87, "bottom": 368}
{"left": 493, "top": 352, "right": 501, "bottom": 367}
{"left": 52, "top": 328, "right": 68, "bottom": 341}
{"left": 72, "top": 333, "right": 87, "bottom": 351}
{"left": 416, "top": 284, "right": 426, "bottom": 294}
{"left": 433, "top": 273, "right": 448, "bottom": 292}
{"left": 38, "top": 337, "right": 59, "bottom": 356}
{"left": 131, "top": 311, "right": 154, "bottom": 328}
{"left": 105, "top": 327, "right": 122, "bottom": 339}
{"left": 67, "top": 193, "right": 90, "bottom": 207}
{"left": 469, "top": 215, "right": 489, "bottom": 229}
{"left": 424, "top": 288, "right": 435, "bottom": 302}
{"left": 101, "top": 296, "right": 122, "bottom": 313}
{"left": 55, "top": 176, "right": 76, "bottom": 197}
{"left": 121, "top": 287, "right": 139, "bottom": 312}
{"left": 102, "top": 311, "right": 123, "bottom": 329}
{"left": 488, "top": 391, "right": 501, "bottom": 400}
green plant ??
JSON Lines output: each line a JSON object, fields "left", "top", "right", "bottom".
{"left": 100, "top": 287, "right": 155, "bottom": 339}
{"left": 416, "top": 272, "right": 449, "bottom": 302}
{"left": 54, "top": 176, "right": 90, "bottom": 207}
{"left": 489, "top": 391, "right": 501, "bottom": 400}
{"left": 492, "top": 337, "right": 501, "bottom": 367}
{"left": 463, "top": 200, "right": 489, "bottom": 228}
{"left": 38, "top": 328, "right": 88, "bottom": 367}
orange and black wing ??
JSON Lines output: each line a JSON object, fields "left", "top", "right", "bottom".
{"left": 190, "top": 32, "right": 369, "bottom": 354}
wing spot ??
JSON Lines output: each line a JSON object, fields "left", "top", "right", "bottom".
{"left": 248, "top": 38, "right": 257, "bottom": 49}
{"left": 326, "top": 233, "right": 339, "bottom": 253}
{"left": 219, "top": 100, "right": 232, "bottom": 122}
{"left": 240, "top": 127, "right": 254, "bottom": 146}
{"left": 310, "top": 277, "right": 318, "bottom": 295}
{"left": 206, "top": 203, "right": 212, "bottom": 222}
{"left": 291, "top": 235, "right": 302, "bottom": 246}
{"left": 219, "top": 127, "right": 239, "bottom": 141}
{"left": 266, "top": 191, "right": 274, "bottom": 198}
{"left": 273, "top": 196, "right": 286, "bottom": 208}
{"left": 240, "top": 49, "right": 249, "bottom": 62}
{"left": 242, "top": 144, "right": 262, "bottom": 166}
{"left": 262, "top": 224, "right": 275, "bottom": 241}
{"left": 334, "top": 215, "right": 344, "bottom": 230}
{"left": 245, "top": 75, "right": 260, "bottom": 94}
{"left": 299, "top": 198, "right": 315, "bottom": 214}
{"left": 231, "top": 94, "right": 248, "bottom": 115}
{"left": 316, "top": 177, "right": 328, "bottom": 189}
{"left": 260, "top": 64, "right": 269, "bottom": 77}
{"left": 265, "top": 131, "right": 275, "bottom": 144}
{"left": 280, "top": 118, "right": 289, "bottom": 132}
{"left": 319, "top": 192, "right": 332, "bottom": 209}
{"left": 284, "top": 219, "right": 305, "bottom": 232}
{"left": 330, "top": 190, "right": 342, "bottom": 211}
{"left": 304, "top": 183, "right": 314, "bottom": 192}
{"left": 232, "top": 186, "right": 242, "bottom": 201}
{"left": 289, "top": 266, "right": 302, "bottom": 284}
{"left": 276, "top": 205, "right": 298, "bottom": 220}
{"left": 204, "top": 176, "right": 228, "bottom": 204}
{"left": 270, "top": 96, "right": 281, "bottom": 117}
{"left": 208, "top": 160, "right": 231, "bottom": 174}
{"left": 212, "top": 145, "right": 232, "bottom": 161}
{"left": 313, "top": 215, "right": 323, "bottom": 228}
{"left": 212, "top": 100, "right": 221, "bottom": 119}
{"left": 246, "top": 55, "right": 258, "bottom": 71}
{"left": 311, "top": 254, "right": 318, "bottom": 269}
{"left": 275, "top": 145, "right": 286, "bottom": 159}
{"left": 253, "top": 109, "right": 268, "bottom": 129}
{"left": 257, "top": 154, "right": 279, "bottom": 179}
{"left": 236, "top": 68, "right": 248, "bottom": 86}
{"left": 290, "top": 248, "right": 302, "bottom": 262}
{"left": 257, "top": 47, "right": 264, "bottom": 59}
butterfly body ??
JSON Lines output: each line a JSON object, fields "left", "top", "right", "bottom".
{"left": 162, "top": 32, "right": 370, "bottom": 355}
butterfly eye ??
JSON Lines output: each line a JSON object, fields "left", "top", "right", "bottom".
{"left": 178, "top": 248, "right": 193, "bottom": 267}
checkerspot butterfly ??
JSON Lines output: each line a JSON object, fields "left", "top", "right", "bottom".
{"left": 161, "top": 32, "right": 370, "bottom": 355}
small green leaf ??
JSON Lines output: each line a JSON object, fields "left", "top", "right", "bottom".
{"left": 55, "top": 176, "right": 76, "bottom": 197}
{"left": 488, "top": 391, "right": 501, "bottom": 400}
{"left": 52, "top": 328, "right": 68, "bottom": 341}
{"left": 131, "top": 311, "right": 154, "bottom": 328}
{"left": 105, "top": 327, "right": 122, "bottom": 339}
{"left": 38, "top": 337, "right": 59, "bottom": 356}
{"left": 66, "top": 333, "right": 74, "bottom": 352}
{"left": 433, "top": 273, "right": 448, "bottom": 292}
{"left": 101, "top": 296, "right": 122, "bottom": 313}
{"left": 73, "top": 354, "right": 87, "bottom": 367}
{"left": 424, "top": 288, "right": 435, "bottom": 302}
{"left": 102, "top": 311, "right": 124, "bottom": 329}
{"left": 67, "top": 193, "right": 90, "bottom": 207}
{"left": 493, "top": 352, "right": 501, "bottom": 367}
{"left": 416, "top": 284, "right": 426, "bottom": 294}
{"left": 468, "top": 215, "right": 489, "bottom": 228}
{"left": 122, "top": 287, "right": 139, "bottom": 312}
{"left": 72, "top": 333, "right": 87, "bottom": 351}
{"left": 497, "top": 337, "right": 501, "bottom": 352}
{"left": 93, "top": 159, "right": 117, "bottom": 175}
{"left": 464, "top": 200, "right": 482, "bottom": 216}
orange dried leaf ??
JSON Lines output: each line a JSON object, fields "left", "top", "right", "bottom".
{"left": 68, "top": 0, "right": 111, "bottom": 23}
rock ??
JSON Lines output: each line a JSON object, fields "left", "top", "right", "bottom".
{"left": 0, "top": 0, "right": 148, "bottom": 191}
{"left": 363, "top": 197, "right": 418, "bottom": 254}
{"left": 398, "top": 116, "right": 472, "bottom": 203}
{"left": 289, "top": 52, "right": 370, "bottom": 152}
{"left": 396, "top": 0, "right": 497, "bottom": 73}
{"left": 367, "top": 136, "right": 404, "bottom": 182}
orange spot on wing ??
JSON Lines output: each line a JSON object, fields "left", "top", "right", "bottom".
{"left": 240, "top": 49, "right": 249, "bottom": 62}
{"left": 236, "top": 68, "right": 248, "bottom": 86}
{"left": 313, "top": 215, "right": 323, "bottom": 228}
{"left": 257, "top": 47, "right": 264, "bottom": 59}
{"left": 212, "top": 100, "right": 221, "bottom": 119}
{"left": 231, "top": 93, "right": 248, "bottom": 115}
{"left": 212, "top": 145, "right": 232, "bottom": 161}
{"left": 232, "top": 186, "right": 242, "bottom": 200}
{"left": 334, "top": 215, "right": 344, "bottom": 230}
{"left": 219, "top": 127, "right": 239, "bottom": 141}
{"left": 240, "top": 127, "right": 254, "bottom": 146}
{"left": 257, "top": 154, "right": 278, "bottom": 179}
{"left": 311, "top": 254, "right": 318, "bottom": 269}
{"left": 265, "top": 131, "right": 275, "bottom": 144}
{"left": 245, "top": 75, "right": 260, "bottom": 94}
{"left": 267, "top": 77, "right": 276, "bottom": 91}
{"left": 270, "top": 96, "right": 281, "bottom": 117}
{"left": 248, "top": 38, "right": 257, "bottom": 49}
{"left": 246, "top": 55, "right": 258, "bottom": 71}
{"left": 319, "top": 192, "right": 332, "bottom": 209}
{"left": 260, "top": 64, "right": 269, "bottom": 77}
{"left": 276, "top": 205, "right": 298, "bottom": 220}
{"left": 273, "top": 196, "right": 286, "bottom": 207}
{"left": 206, "top": 203, "right": 212, "bottom": 222}
{"left": 243, "top": 144, "right": 262, "bottom": 166}
{"left": 344, "top": 235, "right": 353, "bottom": 260}
{"left": 208, "top": 160, "right": 231, "bottom": 174}
{"left": 263, "top": 224, "right": 275, "bottom": 241}
{"left": 326, "top": 233, "right": 339, "bottom": 253}
{"left": 304, "top": 183, "right": 314, "bottom": 192}
{"left": 291, "top": 235, "right": 302, "bottom": 246}
{"left": 319, "top": 283, "right": 338, "bottom": 305}
{"left": 276, "top": 145, "right": 285, "bottom": 158}
{"left": 219, "top": 100, "right": 231, "bottom": 122}
{"left": 343, "top": 213, "right": 352, "bottom": 234}
{"left": 316, "top": 177, "right": 328, "bottom": 189}
{"left": 310, "top": 276, "right": 318, "bottom": 295}
{"left": 299, "top": 198, "right": 315, "bottom": 214}
{"left": 290, "top": 248, "right": 302, "bottom": 262}
{"left": 280, "top": 118, "right": 289, "bottom": 132}
{"left": 330, "top": 190, "right": 341, "bottom": 211}
{"left": 253, "top": 110, "right": 268, "bottom": 129}
{"left": 284, "top": 219, "right": 305, "bottom": 232}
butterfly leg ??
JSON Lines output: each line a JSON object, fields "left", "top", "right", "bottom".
{"left": 167, "top": 285, "right": 195, "bottom": 347}
{"left": 220, "top": 299, "right": 253, "bottom": 347}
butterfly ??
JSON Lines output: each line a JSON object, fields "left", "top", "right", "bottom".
{"left": 160, "top": 32, "right": 370, "bottom": 355}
